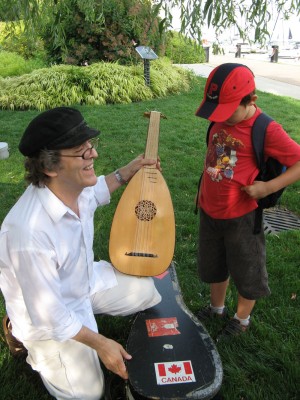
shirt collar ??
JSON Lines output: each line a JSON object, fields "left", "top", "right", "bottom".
{"left": 37, "top": 185, "right": 77, "bottom": 223}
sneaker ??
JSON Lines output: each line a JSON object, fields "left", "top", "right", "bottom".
{"left": 2, "top": 315, "right": 27, "bottom": 358}
{"left": 216, "top": 318, "right": 250, "bottom": 341}
{"left": 197, "top": 305, "right": 228, "bottom": 322}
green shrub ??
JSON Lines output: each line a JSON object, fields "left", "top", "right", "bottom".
{"left": 0, "top": 51, "right": 46, "bottom": 78}
{"left": 150, "top": 57, "right": 191, "bottom": 95}
{"left": 0, "top": 21, "right": 46, "bottom": 60}
{"left": 165, "top": 31, "right": 206, "bottom": 64}
{"left": 0, "top": 58, "right": 193, "bottom": 110}
{"left": 41, "top": 0, "right": 163, "bottom": 65}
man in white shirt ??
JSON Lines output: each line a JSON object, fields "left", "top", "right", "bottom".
{"left": 0, "top": 107, "right": 162, "bottom": 400}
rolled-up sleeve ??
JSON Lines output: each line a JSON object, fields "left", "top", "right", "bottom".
{"left": 94, "top": 175, "right": 111, "bottom": 206}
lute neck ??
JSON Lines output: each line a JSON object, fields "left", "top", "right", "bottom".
{"left": 144, "top": 111, "right": 161, "bottom": 163}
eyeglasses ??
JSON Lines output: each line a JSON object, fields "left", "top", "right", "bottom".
{"left": 60, "top": 138, "right": 99, "bottom": 160}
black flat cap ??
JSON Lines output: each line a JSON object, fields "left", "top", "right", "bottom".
{"left": 19, "top": 107, "right": 100, "bottom": 157}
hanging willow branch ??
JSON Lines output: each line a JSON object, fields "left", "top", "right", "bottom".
{"left": 0, "top": 0, "right": 299, "bottom": 48}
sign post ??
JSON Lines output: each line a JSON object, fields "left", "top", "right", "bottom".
{"left": 135, "top": 46, "right": 158, "bottom": 86}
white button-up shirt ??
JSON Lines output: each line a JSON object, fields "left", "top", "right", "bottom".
{"left": 0, "top": 176, "right": 117, "bottom": 342}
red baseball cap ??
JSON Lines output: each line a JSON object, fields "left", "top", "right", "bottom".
{"left": 195, "top": 63, "right": 255, "bottom": 122}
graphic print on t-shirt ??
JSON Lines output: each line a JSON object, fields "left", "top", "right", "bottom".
{"left": 206, "top": 129, "right": 245, "bottom": 182}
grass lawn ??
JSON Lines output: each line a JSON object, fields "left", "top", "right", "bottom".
{"left": 0, "top": 77, "right": 299, "bottom": 399}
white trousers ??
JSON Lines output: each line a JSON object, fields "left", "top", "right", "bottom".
{"left": 24, "top": 270, "right": 161, "bottom": 400}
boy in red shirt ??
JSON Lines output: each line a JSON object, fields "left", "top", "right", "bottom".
{"left": 195, "top": 63, "right": 300, "bottom": 338}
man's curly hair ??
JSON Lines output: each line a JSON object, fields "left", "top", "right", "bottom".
{"left": 24, "top": 150, "right": 61, "bottom": 187}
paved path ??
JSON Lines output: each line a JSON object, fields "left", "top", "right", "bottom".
{"left": 177, "top": 53, "right": 300, "bottom": 100}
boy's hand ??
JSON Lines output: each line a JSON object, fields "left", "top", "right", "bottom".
{"left": 241, "top": 180, "right": 270, "bottom": 200}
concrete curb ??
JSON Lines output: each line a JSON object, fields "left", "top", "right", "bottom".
{"left": 177, "top": 53, "right": 300, "bottom": 100}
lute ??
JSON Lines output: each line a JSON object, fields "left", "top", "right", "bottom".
{"left": 109, "top": 111, "right": 175, "bottom": 276}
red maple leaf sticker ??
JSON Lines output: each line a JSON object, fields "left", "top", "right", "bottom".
{"left": 168, "top": 364, "right": 181, "bottom": 374}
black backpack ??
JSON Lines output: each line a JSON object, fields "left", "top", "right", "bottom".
{"left": 195, "top": 112, "right": 286, "bottom": 233}
{"left": 251, "top": 113, "right": 286, "bottom": 209}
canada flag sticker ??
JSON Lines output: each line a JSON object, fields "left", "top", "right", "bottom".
{"left": 154, "top": 360, "right": 196, "bottom": 385}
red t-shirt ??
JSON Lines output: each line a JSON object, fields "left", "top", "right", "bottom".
{"left": 199, "top": 107, "right": 300, "bottom": 219}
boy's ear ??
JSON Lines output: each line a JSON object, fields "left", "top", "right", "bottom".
{"left": 250, "top": 94, "right": 258, "bottom": 104}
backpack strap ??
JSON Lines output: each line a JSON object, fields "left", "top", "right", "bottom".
{"left": 206, "top": 121, "right": 215, "bottom": 146}
{"left": 251, "top": 112, "right": 274, "bottom": 234}
{"left": 194, "top": 122, "right": 215, "bottom": 215}
{"left": 251, "top": 112, "right": 274, "bottom": 172}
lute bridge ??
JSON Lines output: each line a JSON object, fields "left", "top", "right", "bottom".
{"left": 125, "top": 252, "right": 158, "bottom": 258}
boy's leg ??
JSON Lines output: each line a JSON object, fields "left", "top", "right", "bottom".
{"left": 236, "top": 294, "right": 256, "bottom": 320}
{"left": 210, "top": 284, "right": 256, "bottom": 320}
{"left": 217, "top": 295, "right": 255, "bottom": 339}
{"left": 198, "top": 210, "right": 229, "bottom": 287}
{"left": 197, "top": 209, "right": 230, "bottom": 320}
{"left": 210, "top": 280, "right": 229, "bottom": 307}
{"left": 217, "top": 211, "right": 269, "bottom": 338}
